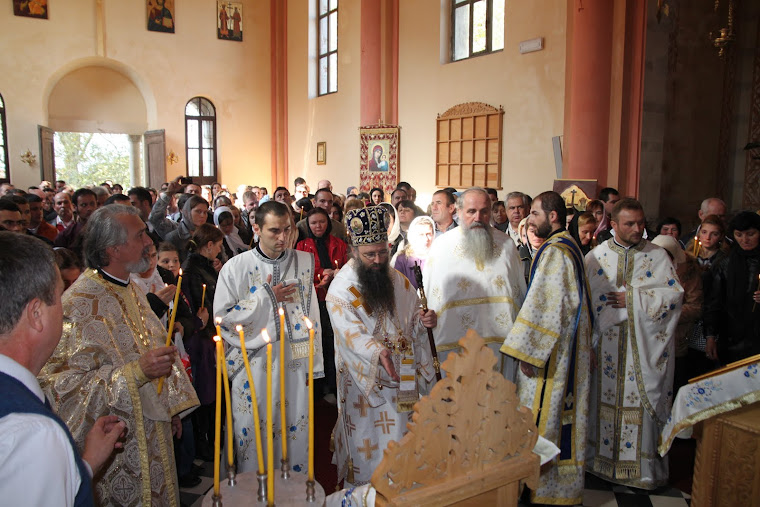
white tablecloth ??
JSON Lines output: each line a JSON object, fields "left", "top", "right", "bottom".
{"left": 658, "top": 362, "right": 760, "bottom": 456}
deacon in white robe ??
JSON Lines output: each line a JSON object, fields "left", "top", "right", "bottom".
{"left": 585, "top": 198, "right": 683, "bottom": 489}
{"left": 501, "top": 192, "right": 592, "bottom": 505}
{"left": 327, "top": 205, "right": 436, "bottom": 486}
{"left": 424, "top": 188, "right": 526, "bottom": 375}
{"left": 214, "top": 201, "right": 324, "bottom": 475}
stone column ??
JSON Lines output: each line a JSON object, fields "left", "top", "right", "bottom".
{"left": 128, "top": 135, "right": 142, "bottom": 187}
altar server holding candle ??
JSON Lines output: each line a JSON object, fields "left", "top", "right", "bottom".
{"left": 214, "top": 201, "right": 324, "bottom": 474}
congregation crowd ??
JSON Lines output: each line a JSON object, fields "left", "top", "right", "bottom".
{"left": 0, "top": 174, "right": 758, "bottom": 506}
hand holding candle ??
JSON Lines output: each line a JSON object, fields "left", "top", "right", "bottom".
{"left": 157, "top": 268, "right": 182, "bottom": 395}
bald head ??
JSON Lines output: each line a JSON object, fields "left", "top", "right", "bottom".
{"left": 317, "top": 180, "right": 332, "bottom": 192}
{"left": 699, "top": 198, "right": 726, "bottom": 221}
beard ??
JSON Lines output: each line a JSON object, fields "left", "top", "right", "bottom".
{"left": 125, "top": 246, "right": 152, "bottom": 274}
{"left": 356, "top": 257, "right": 396, "bottom": 317}
{"left": 534, "top": 218, "right": 552, "bottom": 239}
{"left": 462, "top": 221, "right": 495, "bottom": 269}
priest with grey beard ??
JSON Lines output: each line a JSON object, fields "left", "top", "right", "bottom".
{"left": 39, "top": 205, "right": 199, "bottom": 505}
{"left": 423, "top": 187, "right": 526, "bottom": 379}
{"left": 326, "top": 205, "right": 437, "bottom": 486}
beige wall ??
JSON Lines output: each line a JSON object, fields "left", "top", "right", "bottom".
{"left": 0, "top": 0, "right": 272, "bottom": 191}
{"left": 398, "top": 0, "right": 567, "bottom": 203}
{"left": 287, "top": 0, "right": 362, "bottom": 195}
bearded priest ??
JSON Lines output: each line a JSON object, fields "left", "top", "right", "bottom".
{"left": 424, "top": 188, "right": 526, "bottom": 377}
{"left": 327, "top": 205, "right": 438, "bottom": 486}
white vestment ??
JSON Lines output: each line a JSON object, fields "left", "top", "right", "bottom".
{"left": 423, "top": 227, "right": 526, "bottom": 374}
{"left": 213, "top": 248, "right": 325, "bottom": 475}
{"left": 501, "top": 231, "right": 592, "bottom": 505}
{"left": 326, "top": 259, "right": 435, "bottom": 485}
{"left": 585, "top": 239, "right": 683, "bottom": 489}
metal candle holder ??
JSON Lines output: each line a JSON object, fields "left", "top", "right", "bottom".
{"left": 280, "top": 458, "right": 290, "bottom": 480}
{"left": 256, "top": 472, "right": 267, "bottom": 503}
{"left": 211, "top": 493, "right": 223, "bottom": 507}
{"left": 305, "top": 480, "right": 316, "bottom": 502}
{"left": 226, "top": 464, "right": 237, "bottom": 487}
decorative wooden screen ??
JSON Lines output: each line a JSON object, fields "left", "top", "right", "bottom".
{"left": 436, "top": 102, "right": 504, "bottom": 189}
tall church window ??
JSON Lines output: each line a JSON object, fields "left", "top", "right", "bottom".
{"left": 451, "top": 0, "right": 505, "bottom": 62}
{"left": 0, "top": 94, "right": 9, "bottom": 183}
{"left": 317, "top": 0, "right": 338, "bottom": 96}
{"left": 185, "top": 97, "right": 217, "bottom": 185}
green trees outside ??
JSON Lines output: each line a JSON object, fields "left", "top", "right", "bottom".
{"left": 54, "top": 132, "right": 131, "bottom": 188}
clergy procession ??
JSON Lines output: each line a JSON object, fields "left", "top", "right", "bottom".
{"left": 2, "top": 173, "right": 759, "bottom": 507}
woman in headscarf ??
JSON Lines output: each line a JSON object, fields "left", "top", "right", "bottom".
{"left": 213, "top": 205, "right": 249, "bottom": 260}
{"left": 296, "top": 207, "right": 348, "bottom": 399}
{"left": 568, "top": 211, "right": 598, "bottom": 255}
{"left": 165, "top": 195, "right": 209, "bottom": 262}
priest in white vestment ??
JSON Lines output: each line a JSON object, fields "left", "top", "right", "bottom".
{"left": 501, "top": 191, "right": 592, "bottom": 505}
{"left": 214, "top": 201, "right": 324, "bottom": 475}
{"left": 585, "top": 199, "right": 683, "bottom": 489}
{"left": 424, "top": 188, "right": 526, "bottom": 375}
{"left": 327, "top": 205, "right": 437, "bottom": 486}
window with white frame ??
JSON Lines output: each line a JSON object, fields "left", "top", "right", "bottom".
{"left": 451, "top": 0, "right": 505, "bottom": 62}
{"left": 317, "top": 0, "right": 338, "bottom": 96}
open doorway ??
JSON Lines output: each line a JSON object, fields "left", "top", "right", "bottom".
{"left": 53, "top": 132, "right": 136, "bottom": 189}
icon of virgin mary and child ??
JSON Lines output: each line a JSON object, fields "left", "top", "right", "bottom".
{"left": 369, "top": 144, "right": 389, "bottom": 172}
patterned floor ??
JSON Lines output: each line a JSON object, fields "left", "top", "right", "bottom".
{"left": 181, "top": 468, "right": 691, "bottom": 506}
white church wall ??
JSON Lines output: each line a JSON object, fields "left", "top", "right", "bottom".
{"left": 286, "top": 0, "right": 362, "bottom": 196}
{"left": 397, "top": 0, "right": 568, "bottom": 202}
{"left": 0, "top": 0, "right": 272, "bottom": 192}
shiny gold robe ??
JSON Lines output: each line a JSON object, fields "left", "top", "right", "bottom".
{"left": 39, "top": 269, "right": 199, "bottom": 506}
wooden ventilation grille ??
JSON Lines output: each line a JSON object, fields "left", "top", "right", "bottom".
{"left": 436, "top": 102, "right": 504, "bottom": 189}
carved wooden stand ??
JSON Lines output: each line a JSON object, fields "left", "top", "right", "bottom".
{"left": 371, "top": 330, "right": 539, "bottom": 506}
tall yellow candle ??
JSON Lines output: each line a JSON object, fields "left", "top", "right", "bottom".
{"left": 263, "top": 330, "right": 274, "bottom": 505}
{"left": 213, "top": 336, "right": 223, "bottom": 496}
{"left": 215, "top": 317, "right": 222, "bottom": 340}
{"left": 278, "top": 307, "right": 287, "bottom": 461}
{"left": 303, "top": 317, "right": 315, "bottom": 482}
{"left": 220, "top": 340, "right": 234, "bottom": 470}
{"left": 201, "top": 283, "right": 207, "bottom": 309}
{"left": 157, "top": 269, "right": 182, "bottom": 395}
{"left": 237, "top": 325, "right": 265, "bottom": 473}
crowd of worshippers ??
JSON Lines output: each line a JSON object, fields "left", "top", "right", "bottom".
{"left": 0, "top": 174, "right": 758, "bottom": 507}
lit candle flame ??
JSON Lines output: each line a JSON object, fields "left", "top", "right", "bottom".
{"left": 213, "top": 335, "right": 221, "bottom": 342}
{"left": 262, "top": 329, "right": 271, "bottom": 343}
{"left": 216, "top": 317, "right": 222, "bottom": 325}
{"left": 179, "top": 268, "right": 183, "bottom": 276}
{"left": 236, "top": 324, "right": 243, "bottom": 332}
{"left": 278, "top": 307, "right": 284, "bottom": 317}
{"left": 303, "top": 316, "right": 313, "bottom": 329}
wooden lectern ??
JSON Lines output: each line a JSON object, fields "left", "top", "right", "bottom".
{"left": 370, "top": 330, "right": 540, "bottom": 506}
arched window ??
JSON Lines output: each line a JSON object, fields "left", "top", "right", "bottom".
{"left": 185, "top": 97, "right": 217, "bottom": 185}
{"left": 0, "top": 94, "right": 9, "bottom": 183}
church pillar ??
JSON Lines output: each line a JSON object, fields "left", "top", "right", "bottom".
{"left": 128, "top": 135, "right": 142, "bottom": 187}
{"left": 564, "top": 0, "right": 647, "bottom": 197}
{"left": 360, "top": 0, "right": 399, "bottom": 126}
{"left": 564, "top": 0, "right": 615, "bottom": 186}
{"left": 270, "top": 0, "right": 289, "bottom": 189}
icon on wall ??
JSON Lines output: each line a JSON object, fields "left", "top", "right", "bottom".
{"left": 218, "top": 2, "right": 243, "bottom": 41}
{"left": 147, "top": 0, "right": 175, "bottom": 34}
{"left": 13, "top": 0, "right": 48, "bottom": 19}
